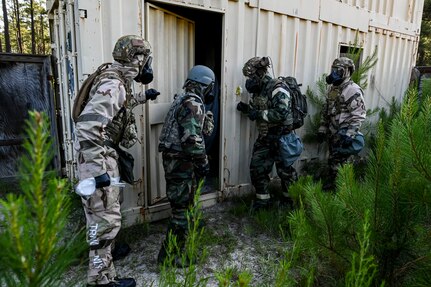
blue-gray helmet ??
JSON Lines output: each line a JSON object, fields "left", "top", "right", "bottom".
{"left": 184, "top": 65, "right": 215, "bottom": 97}
{"left": 186, "top": 65, "right": 215, "bottom": 86}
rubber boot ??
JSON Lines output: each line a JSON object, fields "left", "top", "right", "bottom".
{"left": 112, "top": 242, "right": 131, "bottom": 261}
{"left": 87, "top": 277, "right": 136, "bottom": 287}
{"left": 250, "top": 198, "right": 271, "bottom": 213}
{"left": 157, "top": 226, "right": 187, "bottom": 267}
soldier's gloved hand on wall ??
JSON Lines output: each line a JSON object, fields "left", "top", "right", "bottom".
{"left": 236, "top": 101, "right": 250, "bottom": 113}
{"left": 247, "top": 109, "right": 259, "bottom": 121}
{"left": 94, "top": 172, "right": 111, "bottom": 188}
{"left": 193, "top": 157, "right": 210, "bottom": 181}
{"left": 145, "top": 88, "right": 160, "bottom": 101}
{"left": 237, "top": 101, "right": 259, "bottom": 121}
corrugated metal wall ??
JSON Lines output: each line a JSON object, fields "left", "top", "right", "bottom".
{"left": 47, "top": 0, "right": 423, "bottom": 223}
{"left": 222, "top": 0, "right": 421, "bottom": 188}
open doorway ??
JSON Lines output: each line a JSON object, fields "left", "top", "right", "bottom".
{"left": 147, "top": 1, "right": 223, "bottom": 195}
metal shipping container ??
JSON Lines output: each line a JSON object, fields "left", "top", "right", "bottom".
{"left": 47, "top": 0, "right": 424, "bottom": 226}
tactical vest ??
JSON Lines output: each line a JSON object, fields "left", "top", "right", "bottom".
{"left": 158, "top": 92, "right": 203, "bottom": 152}
{"left": 327, "top": 80, "right": 363, "bottom": 133}
{"left": 252, "top": 78, "right": 292, "bottom": 135}
{"left": 99, "top": 71, "right": 138, "bottom": 148}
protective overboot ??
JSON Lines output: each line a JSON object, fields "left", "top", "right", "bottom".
{"left": 250, "top": 199, "right": 271, "bottom": 214}
{"left": 112, "top": 242, "right": 131, "bottom": 261}
{"left": 278, "top": 196, "right": 294, "bottom": 210}
{"left": 157, "top": 242, "right": 169, "bottom": 265}
{"left": 87, "top": 277, "right": 136, "bottom": 287}
{"left": 157, "top": 244, "right": 194, "bottom": 268}
{"left": 157, "top": 227, "right": 195, "bottom": 268}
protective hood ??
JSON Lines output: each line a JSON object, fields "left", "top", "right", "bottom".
{"left": 111, "top": 61, "right": 140, "bottom": 81}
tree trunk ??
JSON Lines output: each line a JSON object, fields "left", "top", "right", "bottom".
{"left": 39, "top": 14, "right": 45, "bottom": 54}
{"left": 13, "top": 0, "right": 23, "bottom": 53}
{"left": 2, "top": 0, "right": 11, "bottom": 52}
{"left": 30, "top": 0, "right": 35, "bottom": 54}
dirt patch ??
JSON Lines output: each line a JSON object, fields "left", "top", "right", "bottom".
{"left": 61, "top": 200, "right": 290, "bottom": 287}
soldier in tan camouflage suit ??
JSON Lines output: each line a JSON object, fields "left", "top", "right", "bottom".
{"left": 318, "top": 57, "right": 366, "bottom": 191}
{"left": 75, "top": 35, "right": 159, "bottom": 287}
{"left": 157, "top": 65, "right": 215, "bottom": 266}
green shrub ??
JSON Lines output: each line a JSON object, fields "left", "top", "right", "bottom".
{"left": 0, "top": 111, "right": 84, "bottom": 286}
{"left": 287, "top": 88, "right": 431, "bottom": 286}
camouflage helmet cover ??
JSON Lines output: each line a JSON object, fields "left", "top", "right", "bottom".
{"left": 242, "top": 56, "right": 270, "bottom": 78}
{"left": 112, "top": 35, "right": 152, "bottom": 65}
{"left": 332, "top": 57, "right": 355, "bottom": 74}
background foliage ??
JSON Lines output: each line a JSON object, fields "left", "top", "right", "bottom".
{"left": 0, "top": 111, "right": 84, "bottom": 286}
{"left": 0, "top": 0, "right": 49, "bottom": 54}
{"left": 418, "top": 0, "right": 431, "bottom": 65}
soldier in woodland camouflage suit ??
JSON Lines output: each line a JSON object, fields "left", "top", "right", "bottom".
{"left": 75, "top": 35, "right": 160, "bottom": 287}
{"left": 157, "top": 65, "right": 215, "bottom": 266}
{"left": 318, "top": 57, "right": 366, "bottom": 191}
{"left": 237, "top": 57, "right": 302, "bottom": 211}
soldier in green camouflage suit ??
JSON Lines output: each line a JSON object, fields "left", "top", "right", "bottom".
{"left": 157, "top": 65, "right": 215, "bottom": 266}
{"left": 237, "top": 57, "right": 301, "bottom": 211}
{"left": 318, "top": 57, "right": 366, "bottom": 191}
{"left": 75, "top": 35, "right": 159, "bottom": 287}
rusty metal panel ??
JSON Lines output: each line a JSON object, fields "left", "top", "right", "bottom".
{"left": 320, "top": 0, "right": 369, "bottom": 32}
{"left": 0, "top": 54, "right": 59, "bottom": 182}
{"left": 76, "top": 0, "right": 142, "bottom": 76}
{"left": 248, "top": 0, "right": 319, "bottom": 22}
{"left": 365, "top": 30, "right": 417, "bottom": 111}
{"left": 152, "top": 0, "right": 227, "bottom": 12}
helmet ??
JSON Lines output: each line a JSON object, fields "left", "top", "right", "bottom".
{"left": 242, "top": 56, "right": 270, "bottom": 78}
{"left": 326, "top": 57, "right": 355, "bottom": 86}
{"left": 112, "top": 35, "right": 151, "bottom": 65}
{"left": 332, "top": 57, "right": 355, "bottom": 75}
{"left": 184, "top": 65, "right": 215, "bottom": 100}
{"left": 186, "top": 65, "right": 215, "bottom": 86}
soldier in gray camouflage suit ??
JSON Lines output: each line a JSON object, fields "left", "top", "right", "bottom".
{"left": 75, "top": 35, "right": 159, "bottom": 287}
{"left": 157, "top": 65, "right": 215, "bottom": 266}
{"left": 237, "top": 57, "right": 302, "bottom": 211}
{"left": 318, "top": 57, "right": 366, "bottom": 191}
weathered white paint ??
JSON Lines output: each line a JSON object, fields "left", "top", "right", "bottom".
{"left": 47, "top": 0, "right": 424, "bottom": 225}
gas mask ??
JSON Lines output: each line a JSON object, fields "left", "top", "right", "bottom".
{"left": 245, "top": 77, "right": 261, "bottom": 93}
{"left": 134, "top": 56, "right": 154, "bottom": 84}
{"left": 203, "top": 82, "right": 215, "bottom": 104}
{"left": 326, "top": 66, "right": 346, "bottom": 86}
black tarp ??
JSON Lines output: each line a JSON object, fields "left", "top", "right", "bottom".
{"left": 0, "top": 53, "right": 59, "bottom": 188}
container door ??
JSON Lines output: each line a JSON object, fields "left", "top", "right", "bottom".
{"left": 144, "top": 3, "right": 195, "bottom": 205}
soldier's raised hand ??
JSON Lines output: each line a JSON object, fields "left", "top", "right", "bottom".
{"left": 236, "top": 101, "right": 250, "bottom": 113}
{"left": 145, "top": 88, "right": 160, "bottom": 101}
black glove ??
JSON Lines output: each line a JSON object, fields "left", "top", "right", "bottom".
{"left": 236, "top": 101, "right": 250, "bottom": 113}
{"left": 94, "top": 172, "right": 110, "bottom": 188}
{"left": 340, "top": 134, "right": 354, "bottom": 148}
{"left": 145, "top": 88, "right": 160, "bottom": 101}
{"left": 248, "top": 109, "right": 259, "bottom": 121}
{"left": 194, "top": 157, "right": 210, "bottom": 180}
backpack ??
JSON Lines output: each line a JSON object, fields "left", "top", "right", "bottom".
{"left": 72, "top": 63, "right": 122, "bottom": 122}
{"left": 278, "top": 76, "right": 308, "bottom": 130}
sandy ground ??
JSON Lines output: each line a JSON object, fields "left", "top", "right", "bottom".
{"left": 61, "top": 200, "right": 289, "bottom": 287}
